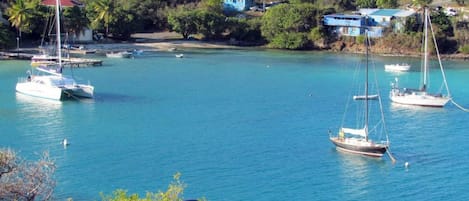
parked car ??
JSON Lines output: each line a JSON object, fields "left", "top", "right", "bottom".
{"left": 250, "top": 5, "right": 262, "bottom": 11}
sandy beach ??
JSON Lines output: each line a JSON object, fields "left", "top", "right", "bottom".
{"left": 80, "top": 32, "right": 246, "bottom": 53}
{"left": 85, "top": 40, "right": 240, "bottom": 53}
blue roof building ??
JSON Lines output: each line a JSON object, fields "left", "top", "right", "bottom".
{"left": 361, "top": 8, "right": 416, "bottom": 33}
{"left": 323, "top": 9, "right": 417, "bottom": 37}
{"left": 224, "top": 0, "right": 253, "bottom": 11}
{"left": 323, "top": 14, "right": 377, "bottom": 37}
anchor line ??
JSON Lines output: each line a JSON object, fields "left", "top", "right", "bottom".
{"left": 63, "top": 90, "right": 82, "bottom": 101}
{"left": 451, "top": 99, "right": 469, "bottom": 112}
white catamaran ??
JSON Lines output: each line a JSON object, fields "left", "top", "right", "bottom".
{"left": 330, "top": 31, "right": 391, "bottom": 158}
{"left": 390, "top": 8, "right": 451, "bottom": 107}
{"left": 16, "top": 0, "right": 94, "bottom": 100}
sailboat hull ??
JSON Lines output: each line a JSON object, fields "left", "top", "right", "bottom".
{"left": 330, "top": 137, "right": 388, "bottom": 157}
{"left": 390, "top": 89, "right": 450, "bottom": 107}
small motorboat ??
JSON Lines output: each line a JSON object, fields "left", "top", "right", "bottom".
{"left": 353, "top": 94, "right": 379, "bottom": 100}
{"left": 106, "top": 51, "right": 132, "bottom": 58}
{"left": 384, "top": 63, "right": 410, "bottom": 72}
{"left": 175, "top": 54, "right": 184, "bottom": 58}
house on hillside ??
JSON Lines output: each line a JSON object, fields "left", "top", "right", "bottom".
{"left": 360, "top": 8, "right": 416, "bottom": 33}
{"left": 42, "top": 0, "right": 92, "bottom": 42}
{"left": 224, "top": 0, "right": 253, "bottom": 11}
{"left": 323, "top": 14, "right": 367, "bottom": 37}
{"left": 323, "top": 8, "right": 417, "bottom": 37}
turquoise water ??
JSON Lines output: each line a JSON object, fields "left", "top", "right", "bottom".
{"left": 1, "top": 49, "right": 469, "bottom": 200}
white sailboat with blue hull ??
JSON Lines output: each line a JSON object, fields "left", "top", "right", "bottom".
{"left": 16, "top": 0, "right": 94, "bottom": 100}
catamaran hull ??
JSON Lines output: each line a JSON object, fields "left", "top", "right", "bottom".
{"left": 16, "top": 82, "right": 94, "bottom": 100}
{"left": 390, "top": 91, "right": 450, "bottom": 107}
{"left": 330, "top": 137, "right": 387, "bottom": 157}
{"left": 16, "top": 82, "right": 63, "bottom": 100}
{"left": 64, "top": 85, "right": 94, "bottom": 99}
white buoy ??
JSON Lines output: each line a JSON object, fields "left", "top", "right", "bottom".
{"left": 62, "top": 138, "right": 70, "bottom": 148}
{"left": 405, "top": 162, "right": 409, "bottom": 168}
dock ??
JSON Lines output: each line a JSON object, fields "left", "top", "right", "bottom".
{"left": 1, "top": 51, "right": 103, "bottom": 67}
{"left": 63, "top": 58, "right": 103, "bottom": 67}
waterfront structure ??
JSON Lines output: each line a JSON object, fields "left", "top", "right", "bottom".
{"left": 323, "top": 14, "right": 366, "bottom": 37}
{"left": 324, "top": 8, "right": 417, "bottom": 37}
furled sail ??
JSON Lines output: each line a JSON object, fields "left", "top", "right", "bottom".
{"left": 341, "top": 127, "right": 366, "bottom": 137}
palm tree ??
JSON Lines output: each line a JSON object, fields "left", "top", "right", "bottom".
{"left": 63, "top": 6, "right": 90, "bottom": 41}
{"left": 6, "top": 0, "right": 40, "bottom": 48}
{"left": 90, "top": 0, "right": 115, "bottom": 37}
{"left": 413, "top": 0, "right": 433, "bottom": 8}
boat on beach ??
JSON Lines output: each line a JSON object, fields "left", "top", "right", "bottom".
{"left": 384, "top": 63, "right": 410, "bottom": 72}
{"left": 330, "top": 30, "right": 391, "bottom": 158}
{"left": 67, "top": 45, "right": 97, "bottom": 54}
{"left": 390, "top": 8, "right": 451, "bottom": 107}
{"left": 106, "top": 51, "right": 133, "bottom": 58}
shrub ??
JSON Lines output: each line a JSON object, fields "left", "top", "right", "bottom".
{"left": 459, "top": 45, "right": 469, "bottom": 54}
{"left": 0, "top": 149, "right": 56, "bottom": 201}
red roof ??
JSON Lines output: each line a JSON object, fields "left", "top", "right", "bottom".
{"left": 41, "top": 0, "right": 83, "bottom": 7}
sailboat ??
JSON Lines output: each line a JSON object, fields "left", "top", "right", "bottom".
{"left": 330, "top": 30, "right": 390, "bottom": 157}
{"left": 16, "top": 0, "right": 94, "bottom": 100}
{"left": 390, "top": 8, "right": 451, "bottom": 107}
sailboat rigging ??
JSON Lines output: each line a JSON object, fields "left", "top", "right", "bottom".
{"left": 329, "top": 30, "right": 391, "bottom": 159}
{"left": 390, "top": 8, "right": 451, "bottom": 107}
{"left": 16, "top": 0, "right": 94, "bottom": 100}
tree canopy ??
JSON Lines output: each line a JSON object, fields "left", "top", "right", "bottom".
{"left": 0, "top": 149, "right": 56, "bottom": 201}
{"left": 6, "top": 0, "right": 43, "bottom": 33}
{"left": 261, "top": 3, "right": 318, "bottom": 49}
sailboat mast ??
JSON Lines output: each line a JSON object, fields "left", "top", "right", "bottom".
{"left": 55, "top": 0, "right": 62, "bottom": 68}
{"left": 365, "top": 29, "right": 369, "bottom": 142}
{"left": 423, "top": 8, "right": 428, "bottom": 91}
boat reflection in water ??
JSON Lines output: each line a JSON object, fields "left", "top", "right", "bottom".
{"left": 16, "top": 93, "right": 66, "bottom": 144}
{"left": 336, "top": 151, "right": 385, "bottom": 199}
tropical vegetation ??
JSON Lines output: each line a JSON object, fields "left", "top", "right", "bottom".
{"left": 0, "top": 149, "right": 55, "bottom": 201}
{"left": 1, "top": 148, "right": 203, "bottom": 201}
{"left": 100, "top": 173, "right": 206, "bottom": 201}
{"left": 0, "top": 0, "right": 468, "bottom": 53}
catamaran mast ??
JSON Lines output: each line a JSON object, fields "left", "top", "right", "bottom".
{"left": 423, "top": 8, "right": 428, "bottom": 91}
{"left": 55, "top": 0, "right": 62, "bottom": 69}
{"left": 365, "top": 29, "right": 369, "bottom": 142}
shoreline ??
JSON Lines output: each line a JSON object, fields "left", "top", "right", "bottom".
{"left": 85, "top": 40, "right": 246, "bottom": 53}
{"left": 3, "top": 38, "right": 469, "bottom": 61}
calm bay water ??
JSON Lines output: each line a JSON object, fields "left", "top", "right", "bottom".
{"left": 1, "top": 49, "right": 469, "bottom": 200}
